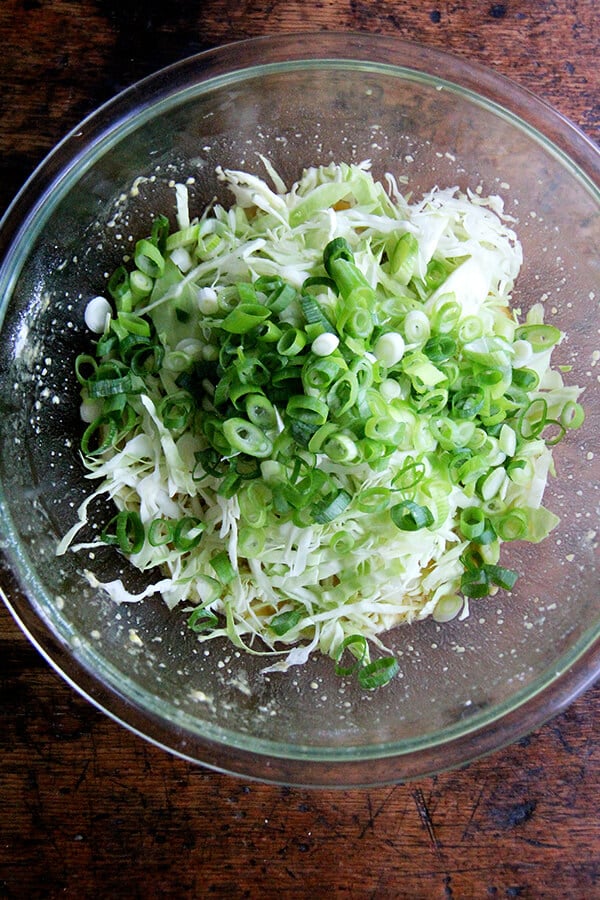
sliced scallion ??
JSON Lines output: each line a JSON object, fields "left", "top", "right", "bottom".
{"left": 390, "top": 500, "right": 434, "bottom": 531}
{"left": 187, "top": 607, "right": 219, "bottom": 633}
{"left": 515, "top": 323, "right": 561, "bottom": 352}
{"left": 148, "top": 518, "right": 175, "bottom": 547}
{"left": 483, "top": 563, "right": 519, "bottom": 591}
{"left": 223, "top": 417, "right": 273, "bottom": 458}
{"left": 210, "top": 551, "right": 235, "bottom": 584}
{"left": 173, "top": 517, "right": 205, "bottom": 551}
{"left": 270, "top": 608, "right": 303, "bottom": 636}
{"left": 358, "top": 656, "right": 399, "bottom": 690}
{"left": 110, "top": 509, "right": 145, "bottom": 554}
{"left": 221, "top": 303, "right": 271, "bottom": 334}
{"left": 134, "top": 238, "right": 166, "bottom": 278}
{"left": 334, "top": 634, "right": 368, "bottom": 676}
{"left": 312, "top": 489, "right": 352, "bottom": 524}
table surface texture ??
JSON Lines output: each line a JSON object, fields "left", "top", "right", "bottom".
{"left": 1, "top": 2, "right": 598, "bottom": 897}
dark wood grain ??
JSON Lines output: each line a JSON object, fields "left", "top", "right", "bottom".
{"left": 1, "top": 2, "right": 599, "bottom": 898}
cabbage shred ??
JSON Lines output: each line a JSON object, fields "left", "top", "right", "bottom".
{"left": 60, "top": 161, "right": 584, "bottom": 683}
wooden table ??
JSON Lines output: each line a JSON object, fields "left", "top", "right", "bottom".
{"left": 1, "top": 2, "right": 598, "bottom": 896}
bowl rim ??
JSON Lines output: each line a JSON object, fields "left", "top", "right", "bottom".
{"left": 1, "top": 31, "right": 598, "bottom": 245}
{"left": 1, "top": 31, "right": 599, "bottom": 787}
{"left": 3, "top": 573, "right": 599, "bottom": 787}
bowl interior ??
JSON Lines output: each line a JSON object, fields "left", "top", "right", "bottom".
{"left": 1, "top": 37, "right": 599, "bottom": 784}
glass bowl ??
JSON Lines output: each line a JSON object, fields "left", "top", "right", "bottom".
{"left": 0, "top": 33, "right": 598, "bottom": 787}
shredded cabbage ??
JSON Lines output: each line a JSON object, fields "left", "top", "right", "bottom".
{"left": 60, "top": 160, "right": 584, "bottom": 685}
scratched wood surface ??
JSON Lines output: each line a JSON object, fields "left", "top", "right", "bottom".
{"left": 1, "top": 2, "right": 599, "bottom": 898}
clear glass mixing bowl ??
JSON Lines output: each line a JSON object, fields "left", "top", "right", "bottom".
{"left": 0, "top": 33, "right": 598, "bottom": 786}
